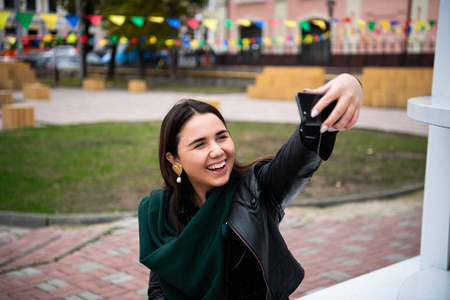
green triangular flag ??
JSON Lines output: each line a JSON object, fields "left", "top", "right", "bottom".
{"left": 130, "top": 16, "right": 145, "bottom": 28}
{"left": 300, "top": 21, "right": 310, "bottom": 32}
{"left": 368, "top": 21, "right": 376, "bottom": 31}
{"left": 111, "top": 34, "right": 119, "bottom": 43}
{"left": 16, "top": 12, "right": 34, "bottom": 30}
{"left": 429, "top": 20, "right": 436, "bottom": 28}
{"left": 56, "top": 34, "right": 63, "bottom": 43}
{"left": 223, "top": 19, "right": 233, "bottom": 29}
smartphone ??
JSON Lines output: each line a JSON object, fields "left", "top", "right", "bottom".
{"left": 295, "top": 92, "right": 337, "bottom": 126}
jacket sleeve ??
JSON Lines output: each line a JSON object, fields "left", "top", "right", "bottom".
{"left": 147, "top": 270, "right": 166, "bottom": 300}
{"left": 257, "top": 125, "right": 337, "bottom": 211}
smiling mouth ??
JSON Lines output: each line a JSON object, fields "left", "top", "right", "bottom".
{"left": 206, "top": 160, "right": 226, "bottom": 171}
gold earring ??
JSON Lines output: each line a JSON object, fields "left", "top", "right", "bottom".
{"left": 172, "top": 163, "right": 183, "bottom": 183}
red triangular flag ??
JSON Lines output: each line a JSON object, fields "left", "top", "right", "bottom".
{"left": 187, "top": 18, "right": 200, "bottom": 29}
{"left": 86, "top": 15, "right": 102, "bottom": 26}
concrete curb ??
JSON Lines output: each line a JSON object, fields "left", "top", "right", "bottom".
{"left": 292, "top": 183, "right": 424, "bottom": 207}
{"left": 0, "top": 184, "right": 423, "bottom": 228}
{"left": 0, "top": 211, "right": 137, "bottom": 228}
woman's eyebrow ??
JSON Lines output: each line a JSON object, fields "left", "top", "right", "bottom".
{"left": 187, "top": 130, "right": 229, "bottom": 147}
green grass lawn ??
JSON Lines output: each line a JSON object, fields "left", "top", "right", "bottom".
{"left": 0, "top": 122, "right": 427, "bottom": 214}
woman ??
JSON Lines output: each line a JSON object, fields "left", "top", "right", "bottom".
{"left": 139, "top": 74, "right": 363, "bottom": 300}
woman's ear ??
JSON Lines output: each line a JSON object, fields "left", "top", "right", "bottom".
{"left": 166, "top": 152, "right": 178, "bottom": 165}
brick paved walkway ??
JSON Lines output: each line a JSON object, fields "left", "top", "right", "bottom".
{"left": 0, "top": 197, "right": 422, "bottom": 299}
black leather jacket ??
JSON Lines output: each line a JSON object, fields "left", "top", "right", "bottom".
{"left": 147, "top": 125, "right": 337, "bottom": 300}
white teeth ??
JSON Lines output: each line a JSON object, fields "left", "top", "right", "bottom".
{"left": 207, "top": 161, "right": 226, "bottom": 170}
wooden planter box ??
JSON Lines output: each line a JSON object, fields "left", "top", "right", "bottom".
{"left": 83, "top": 78, "right": 105, "bottom": 90}
{"left": 0, "top": 90, "right": 13, "bottom": 107}
{"left": 2, "top": 104, "right": 35, "bottom": 130}
{"left": 23, "top": 84, "right": 50, "bottom": 100}
{"left": 128, "top": 80, "right": 147, "bottom": 92}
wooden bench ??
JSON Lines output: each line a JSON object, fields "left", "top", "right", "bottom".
{"left": 2, "top": 104, "right": 35, "bottom": 130}
{"left": 83, "top": 78, "right": 105, "bottom": 90}
{"left": 0, "top": 90, "right": 13, "bottom": 107}
{"left": 23, "top": 83, "right": 50, "bottom": 100}
{"left": 128, "top": 80, "right": 147, "bottom": 92}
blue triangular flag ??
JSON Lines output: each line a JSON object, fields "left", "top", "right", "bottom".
{"left": 254, "top": 20, "right": 265, "bottom": 29}
{"left": 167, "top": 18, "right": 180, "bottom": 28}
{"left": 65, "top": 15, "right": 80, "bottom": 29}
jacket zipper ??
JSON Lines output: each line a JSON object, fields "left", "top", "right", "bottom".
{"left": 226, "top": 221, "right": 269, "bottom": 300}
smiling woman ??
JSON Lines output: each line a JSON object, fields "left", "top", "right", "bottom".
{"left": 138, "top": 73, "right": 363, "bottom": 300}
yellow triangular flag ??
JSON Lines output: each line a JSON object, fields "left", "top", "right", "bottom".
{"left": 66, "top": 32, "right": 77, "bottom": 43}
{"left": 263, "top": 37, "right": 272, "bottom": 46}
{"left": 190, "top": 39, "right": 199, "bottom": 49}
{"left": 284, "top": 20, "right": 297, "bottom": 28}
{"left": 109, "top": 15, "right": 126, "bottom": 26}
{"left": 149, "top": 35, "right": 157, "bottom": 44}
{"left": 356, "top": 19, "right": 366, "bottom": 27}
{"left": 0, "top": 11, "right": 10, "bottom": 29}
{"left": 380, "top": 20, "right": 390, "bottom": 30}
{"left": 311, "top": 19, "right": 326, "bottom": 31}
{"left": 149, "top": 16, "right": 164, "bottom": 24}
{"left": 203, "top": 19, "right": 218, "bottom": 31}
{"left": 40, "top": 14, "right": 58, "bottom": 30}
{"left": 43, "top": 33, "right": 53, "bottom": 42}
{"left": 165, "top": 39, "right": 174, "bottom": 46}
{"left": 119, "top": 36, "right": 128, "bottom": 43}
{"left": 236, "top": 19, "right": 251, "bottom": 27}
{"left": 98, "top": 39, "right": 108, "bottom": 47}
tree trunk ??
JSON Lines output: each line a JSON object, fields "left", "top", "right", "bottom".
{"left": 138, "top": 43, "right": 145, "bottom": 80}
{"left": 107, "top": 43, "right": 117, "bottom": 81}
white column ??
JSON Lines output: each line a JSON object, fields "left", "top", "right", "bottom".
{"left": 418, "top": 0, "right": 450, "bottom": 271}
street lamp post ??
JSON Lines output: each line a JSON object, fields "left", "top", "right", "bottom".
{"left": 327, "top": 0, "right": 336, "bottom": 65}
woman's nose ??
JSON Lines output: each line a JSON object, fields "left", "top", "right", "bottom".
{"left": 209, "top": 143, "right": 224, "bottom": 158}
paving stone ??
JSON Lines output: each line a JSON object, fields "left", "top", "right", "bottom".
{"left": 78, "top": 292, "right": 102, "bottom": 300}
{"left": 48, "top": 279, "right": 69, "bottom": 288}
{"left": 334, "top": 256, "right": 362, "bottom": 266}
{"left": 136, "top": 288, "right": 147, "bottom": 297}
{"left": 101, "top": 272, "right": 134, "bottom": 284}
{"left": 389, "top": 241, "right": 414, "bottom": 250}
{"left": 315, "top": 227, "right": 337, "bottom": 234}
{"left": 342, "top": 244, "right": 367, "bottom": 253}
{"left": 360, "top": 224, "right": 379, "bottom": 231}
{"left": 105, "top": 247, "right": 132, "bottom": 257}
{"left": 295, "top": 247, "right": 319, "bottom": 255}
{"left": 6, "top": 267, "right": 42, "bottom": 279}
{"left": 320, "top": 270, "right": 352, "bottom": 281}
{"left": 383, "top": 254, "right": 409, "bottom": 262}
{"left": 307, "top": 237, "right": 328, "bottom": 244}
{"left": 350, "top": 234, "right": 374, "bottom": 242}
{"left": 35, "top": 282, "right": 57, "bottom": 291}
{"left": 65, "top": 296, "right": 85, "bottom": 300}
{"left": 399, "top": 220, "right": 420, "bottom": 227}
{"left": 72, "top": 262, "right": 104, "bottom": 273}
{"left": 394, "top": 231, "right": 418, "bottom": 239}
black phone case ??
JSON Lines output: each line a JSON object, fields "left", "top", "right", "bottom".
{"left": 295, "top": 92, "right": 337, "bottom": 126}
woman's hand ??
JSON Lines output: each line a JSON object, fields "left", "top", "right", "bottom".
{"left": 304, "top": 73, "right": 363, "bottom": 133}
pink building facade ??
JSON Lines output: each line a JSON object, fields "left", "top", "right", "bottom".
{"left": 208, "top": 0, "right": 440, "bottom": 66}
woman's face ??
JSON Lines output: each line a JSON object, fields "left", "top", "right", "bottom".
{"left": 169, "top": 113, "right": 235, "bottom": 197}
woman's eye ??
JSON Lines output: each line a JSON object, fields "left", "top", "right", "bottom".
{"left": 194, "top": 143, "right": 205, "bottom": 149}
{"left": 218, "top": 135, "right": 228, "bottom": 141}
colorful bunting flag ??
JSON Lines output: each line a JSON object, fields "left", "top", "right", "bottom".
{"left": 311, "top": 19, "right": 326, "bottom": 31}
{"left": 237, "top": 19, "right": 251, "bottom": 27}
{"left": 149, "top": 16, "right": 164, "bottom": 23}
{"left": 368, "top": 21, "right": 376, "bottom": 31}
{"left": 223, "top": 19, "right": 233, "bottom": 29}
{"left": 109, "top": 15, "right": 126, "bottom": 26}
{"left": 16, "top": 12, "right": 34, "bottom": 30}
{"left": 268, "top": 19, "right": 280, "bottom": 26}
{"left": 130, "top": 16, "right": 145, "bottom": 28}
{"left": 187, "top": 18, "right": 200, "bottom": 29}
{"left": 149, "top": 35, "right": 157, "bottom": 44}
{"left": 203, "top": 19, "right": 218, "bottom": 31}
{"left": 254, "top": 20, "right": 264, "bottom": 29}
{"left": 86, "top": 15, "right": 102, "bottom": 26}
{"left": 0, "top": 11, "right": 9, "bottom": 29}
{"left": 284, "top": 20, "right": 296, "bottom": 28}
{"left": 65, "top": 15, "right": 80, "bottom": 29}
{"left": 167, "top": 18, "right": 180, "bottom": 28}
{"left": 111, "top": 34, "right": 119, "bottom": 43}
{"left": 66, "top": 32, "right": 77, "bottom": 43}
{"left": 40, "top": 14, "right": 58, "bottom": 30}
{"left": 300, "top": 21, "right": 311, "bottom": 32}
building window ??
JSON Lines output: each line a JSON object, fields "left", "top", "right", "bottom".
{"left": 48, "top": 0, "right": 57, "bottom": 13}
{"left": 300, "top": 20, "right": 330, "bottom": 63}
{"left": 239, "top": 23, "right": 262, "bottom": 63}
{"left": 26, "top": 0, "right": 36, "bottom": 12}
{"left": 3, "top": 0, "right": 14, "bottom": 9}
{"left": 5, "top": 26, "right": 16, "bottom": 35}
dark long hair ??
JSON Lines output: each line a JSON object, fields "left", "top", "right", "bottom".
{"left": 159, "top": 99, "right": 273, "bottom": 236}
